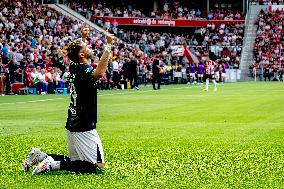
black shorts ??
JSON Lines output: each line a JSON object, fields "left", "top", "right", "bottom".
{"left": 204, "top": 74, "right": 215, "bottom": 80}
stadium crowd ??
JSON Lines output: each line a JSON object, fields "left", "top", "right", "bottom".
{"left": 0, "top": 0, "right": 100, "bottom": 94}
{"left": 71, "top": 0, "right": 244, "bottom": 70}
{"left": 94, "top": 22, "right": 243, "bottom": 71}
{"left": 69, "top": 1, "right": 244, "bottom": 20}
{"left": 69, "top": 0, "right": 244, "bottom": 68}
{"left": 0, "top": 0, "right": 245, "bottom": 95}
{"left": 251, "top": 9, "right": 284, "bottom": 81}
{"left": 250, "top": 0, "right": 284, "bottom": 5}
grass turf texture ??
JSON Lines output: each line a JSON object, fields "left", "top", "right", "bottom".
{"left": 0, "top": 82, "right": 283, "bottom": 189}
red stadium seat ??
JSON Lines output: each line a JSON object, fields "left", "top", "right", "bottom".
{"left": 11, "top": 83, "right": 24, "bottom": 94}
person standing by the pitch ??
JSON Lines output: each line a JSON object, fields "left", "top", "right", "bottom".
{"left": 22, "top": 28, "right": 114, "bottom": 175}
{"left": 152, "top": 57, "right": 161, "bottom": 90}
{"left": 204, "top": 58, "right": 218, "bottom": 92}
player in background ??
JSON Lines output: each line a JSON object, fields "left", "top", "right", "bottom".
{"left": 197, "top": 62, "right": 205, "bottom": 85}
{"left": 215, "top": 62, "right": 220, "bottom": 83}
{"left": 220, "top": 62, "right": 227, "bottom": 83}
{"left": 204, "top": 58, "right": 218, "bottom": 91}
{"left": 187, "top": 63, "right": 196, "bottom": 84}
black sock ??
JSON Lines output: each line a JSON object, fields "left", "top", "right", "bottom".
{"left": 60, "top": 160, "right": 100, "bottom": 174}
{"left": 47, "top": 154, "right": 71, "bottom": 162}
{"left": 47, "top": 154, "right": 102, "bottom": 174}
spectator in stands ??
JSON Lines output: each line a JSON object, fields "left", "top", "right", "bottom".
{"left": 46, "top": 68, "right": 55, "bottom": 93}
{"left": 36, "top": 68, "right": 48, "bottom": 94}
{"left": 1, "top": 43, "right": 9, "bottom": 64}
{"left": 254, "top": 8, "right": 284, "bottom": 81}
{"left": 250, "top": 0, "right": 283, "bottom": 5}
{"left": 0, "top": 0, "right": 245, "bottom": 94}
{"left": 62, "top": 66, "right": 70, "bottom": 88}
{"left": 54, "top": 67, "right": 63, "bottom": 88}
{"left": 0, "top": 0, "right": 90, "bottom": 93}
{"left": 72, "top": 1, "right": 244, "bottom": 20}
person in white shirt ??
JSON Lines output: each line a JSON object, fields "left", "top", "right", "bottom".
{"left": 28, "top": 50, "right": 34, "bottom": 62}
{"left": 62, "top": 66, "right": 70, "bottom": 88}
{"left": 36, "top": 69, "right": 48, "bottom": 94}
{"left": 112, "top": 57, "right": 120, "bottom": 89}
{"left": 53, "top": 68, "right": 63, "bottom": 88}
{"left": 31, "top": 68, "right": 38, "bottom": 82}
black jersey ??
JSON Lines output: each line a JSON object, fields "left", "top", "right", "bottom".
{"left": 152, "top": 59, "right": 160, "bottom": 75}
{"left": 66, "top": 63, "right": 98, "bottom": 132}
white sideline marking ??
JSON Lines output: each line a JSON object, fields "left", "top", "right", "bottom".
{"left": 98, "top": 86, "right": 192, "bottom": 97}
{"left": 0, "top": 86, "right": 192, "bottom": 105}
{"left": 0, "top": 98, "right": 65, "bottom": 105}
{"left": 3, "top": 84, "right": 282, "bottom": 104}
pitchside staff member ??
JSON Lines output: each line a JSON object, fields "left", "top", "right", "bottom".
{"left": 22, "top": 30, "right": 114, "bottom": 175}
{"left": 152, "top": 58, "right": 161, "bottom": 90}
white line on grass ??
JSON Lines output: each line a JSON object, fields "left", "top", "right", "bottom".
{"left": 98, "top": 86, "right": 192, "bottom": 97}
{"left": 2, "top": 84, "right": 282, "bottom": 104}
{"left": 0, "top": 98, "right": 65, "bottom": 105}
{"left": 0, "top": 86, "right": 192, "bottom": 105}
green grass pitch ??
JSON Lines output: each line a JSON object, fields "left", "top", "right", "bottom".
{"left": 0, "top": 82, "right": 283, "bottom": 188}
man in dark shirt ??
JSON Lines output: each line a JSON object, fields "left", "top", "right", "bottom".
{"left": 152, "top": 58, "right": 161, "bottom": 90}
{"left": 264, "top": 64, "right": 271, "bottom": 81}
{"left": 22, "top": 30, "right": 114, "bottom": 175}
{"left": 127, "top": 58, "right": 139, "bottom": 89}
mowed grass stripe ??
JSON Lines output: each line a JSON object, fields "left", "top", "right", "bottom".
{"left": 0, "top": 82, "right": 283, "bottom": 188}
